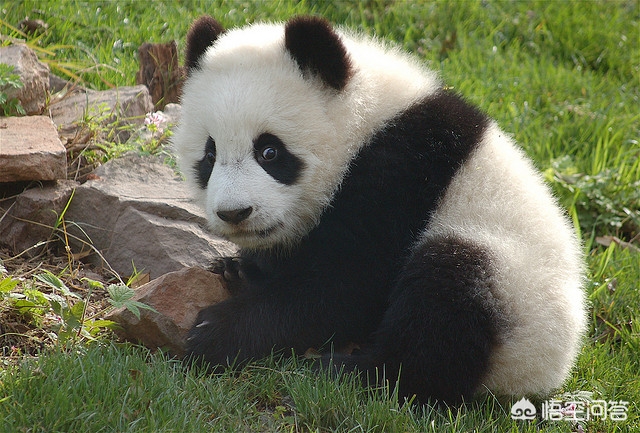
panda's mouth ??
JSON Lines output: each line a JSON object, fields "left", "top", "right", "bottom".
{"left": 228, "top": 223, "right": 281, "bottom": 241}
{"left": 254, "top": 224, "right": 280, "bottom": 238}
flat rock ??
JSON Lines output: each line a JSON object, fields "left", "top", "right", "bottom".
{"left": 64, "top": 153, "right": 237, "bottom": 278}
{"left": 0, "top": 180, "right": 78, "bottom": 255}
{"left": 0, "top": 44, "right": 49, "bottom": 115}
{"left": 49, "top": 84, "right": 153, "bottom": 144}
{"left": 105, "top": 266, "right": 230, "bottom": 357}
{"left": 0, "top": 116, "right": 67, "bottom": 182}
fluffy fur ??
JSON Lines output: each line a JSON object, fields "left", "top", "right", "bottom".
{"left": 172, "top": 15, "right": 587, "bottom": 405}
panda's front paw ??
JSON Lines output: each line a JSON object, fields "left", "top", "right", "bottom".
{"left": 186, "top": 303, "right": 235, "bottom": 371}
{"left": 210, "top": 257, "right": 243, "bottom": 281}
{"left": 209, "top": 257, "right": 249, "bottom": 293}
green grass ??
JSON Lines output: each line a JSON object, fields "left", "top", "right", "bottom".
{"left": 1, "top": 0, "right": 639, "bottom": 432}
{"left": 0, "top": 344, "right": 600, "bottom": 433}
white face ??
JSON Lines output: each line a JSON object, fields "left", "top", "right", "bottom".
{"left": 173, "top": 22, "right": 441, "bottom": 250}
{"left": 173, "top": 26, "right": 342, "bottom": 250}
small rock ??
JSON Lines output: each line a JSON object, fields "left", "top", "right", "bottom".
{"left": 105, "top": 266, "right": 230, "bottom": 357}
{"left": 162, "top": 103, "right": 181, "bottom": 124}
{"left": 0, "top": 180, "right": 79, "bottom": 255}
{"left": 0, "top": 116, "right": 67, "bottom": 182}
{"left": 0, "top": 44, "right": 49, "bottom": 115}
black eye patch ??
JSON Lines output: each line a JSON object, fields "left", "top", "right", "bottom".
{"left": 194, "top": 136, "right": 216, "bottom": 189}
{"left": 253, "top": 133, "right": 305, "bottom": 185}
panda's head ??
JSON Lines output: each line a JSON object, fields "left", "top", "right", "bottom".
{"left": 173, "top": 16, "right": 356, "bottom": 251}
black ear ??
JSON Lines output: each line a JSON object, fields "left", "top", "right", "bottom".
{"left": 284, "top": 16, "right": 352, "bottom": 90}
{"left": 185, "top": 16, "right": 225, "bottom": 72}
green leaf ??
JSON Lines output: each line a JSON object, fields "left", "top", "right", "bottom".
{"left": 13, "top": 299, "right": 43, "bottom": 315}
{"left": 106, "top": 283, "right": 135, "bottom": 305}
{"left": 64, "top": 300, "right": 85, "bottom": 331}
{"left": 70, "top": 300, "right": 86, "bottom": 319}
{"left": 124, "top": 302, "right": 141, "bottom": 320}
{"left": 49, "top": 299, "right": 63, "bottom": 316}
{"left": 82, "top": 277, "right": 104, "bottom": 290}
{"left": 87, "top": 319, "right": 118, "bottom": 330}
{"left": 106, "top": 283, "right": 158, "bottom": 320}
{"left": 35, "top": 271, "right": 81, "bottom": 299}
{"left": 24, "top": 288, "right": 50, "bottom": 306}
{"left": 0, "top": 277, "right": 19, "bottom": 295}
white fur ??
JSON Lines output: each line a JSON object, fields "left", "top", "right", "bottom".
{"left": 423, "top": 123, "right": 586, "bottom": 396}
{"left": 173, "top": 22, "right": 439, "bottom": 249}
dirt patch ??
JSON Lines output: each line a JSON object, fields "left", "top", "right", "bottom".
{"left": 0, "top": 246, "right": 115, "bottom": 359}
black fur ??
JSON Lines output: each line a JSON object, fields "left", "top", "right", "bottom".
{"left": 284, "top": 16, "right": 352, "bottom": 90}
{"left": 186, "top": 91, "right": 499, "bottom": 404}
{"left": 195, "top": 136, "right": 216, "bottom": 189}
{"left": 194, "top": 133, "right": 304, "bottom": 188}
{"left": 335, "top": 237, "right": 505, "bottom": 405}
{"left": 185, "top": 16, "right": 225, "bottom": 71}
{"left": 253, "top": 133, "right": 305, "bottom": 185}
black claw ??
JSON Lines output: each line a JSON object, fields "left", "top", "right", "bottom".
{"left": 208, "top": 257, "right": 249, "bottom": 294}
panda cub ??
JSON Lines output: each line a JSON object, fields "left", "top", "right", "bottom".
{"left": 173, "top": 15, "right": 586, "bottom": 405}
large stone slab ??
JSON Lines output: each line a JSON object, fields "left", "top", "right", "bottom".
{"left": 0, "top": 116, "right": 67, "bottom": 182}
{"left": 0, "top": 44, "right": 49, "bottom": 115}
{"left": 64, "top": 153, "right": 237, "bottom": 278}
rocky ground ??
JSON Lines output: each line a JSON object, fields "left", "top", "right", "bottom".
{"left": 1, "top": 43, "right": 232, "bottom": 358}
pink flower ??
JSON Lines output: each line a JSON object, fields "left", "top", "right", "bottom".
{"left": 144, "top": 111, "right": 167, "bottom": 133}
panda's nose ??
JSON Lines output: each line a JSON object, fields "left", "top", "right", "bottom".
{"left": 217, "top": 207, "right": 253, "bottom": 224}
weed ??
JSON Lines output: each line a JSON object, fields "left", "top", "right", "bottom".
{"left": 0, "top": 265, "right": 159, "bottom": 351}
{"left": 105, "top": 283, "right": 157, "bottom": 320}
{"left": 2, "top": 268, "right": 104, "bottom": 349}
{"left": 548, "top": 154, "right": 640, "bottom": 241}
{"left": 0, "top": 63, "right": 26, "bottom": 116}
{"left": 0, "top": 190, "right": 155, "bottom": 353}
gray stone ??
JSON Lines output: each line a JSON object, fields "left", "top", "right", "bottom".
{"left": 105, "top": 266, "right": 230, "bottom": 357}
{"left": 49, "top": 73, "right": 85, "bottom": 95}
{"left": 162, "top": 103, "right": 181, "bottom": 124}
{"left": 0, "top": 116, "right": 67, "bottom": 182}
{"left": 49, "top": 85, "right": 153, "bottom": 144}
{"left": 0, "top": 44, "right": 50, "bottom": 115}
{"left": 0, "top": 180, "right": 79, "bottom": 255}
{"left": 49, "top": 73, "right": 70, "bottom": 94}
{"left": 64, "top": 153, "right": 236, "bottom": 278}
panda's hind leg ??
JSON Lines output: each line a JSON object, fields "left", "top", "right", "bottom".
{"left": 369, "top": 236, "right": 505, "bottom": 405}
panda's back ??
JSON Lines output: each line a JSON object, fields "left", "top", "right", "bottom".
{"left": 423, "top": 124, "right": 586, "bottom": 395}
